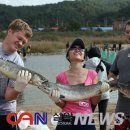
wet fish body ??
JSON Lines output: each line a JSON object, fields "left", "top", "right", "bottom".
{"left": 0, "top": 59, "right": 109, "bottom": 101}
{"left": 47, "top": 82, "right": 109, "bottom": 101}
{"left": 0, "top": 59, "right": 130, "bottom": 101}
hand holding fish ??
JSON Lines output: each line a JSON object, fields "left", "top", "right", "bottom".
{"left": 49, "top": 89, "right": 60, "bottom": 103}
{"left": 100, "top": 82, "right": 110, "bottom": 93}
{"left": 14, "top": 70, "right": 32, "bottom": 92}
{"left": 1, "top": 59, "right": 130, "bottom": 101}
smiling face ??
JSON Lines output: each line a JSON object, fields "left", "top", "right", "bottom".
{"left": 5, "top": 29, "right": 28, "bottom": 53}
{"left": 67, "top": 45, "right": 85, "bottom": 62}
{"left": 125, "top": 24, "right": 130, "bottom": 44}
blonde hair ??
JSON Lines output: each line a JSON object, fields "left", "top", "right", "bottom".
{"left": 8, "top": 19, "right": 33, "bottom": 38}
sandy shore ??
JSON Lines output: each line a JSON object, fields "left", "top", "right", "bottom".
{"left": 17, "top": 101, "right": 116, "bottom": 130}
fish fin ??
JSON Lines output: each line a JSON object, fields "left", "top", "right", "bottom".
{"left": 60, "top": 95, "right": 65, "bottom": 99}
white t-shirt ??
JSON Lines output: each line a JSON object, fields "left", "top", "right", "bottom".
{"left": 85, "top": 57, "right": 110, "bottom": 100}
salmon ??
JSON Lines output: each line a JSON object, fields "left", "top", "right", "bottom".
{"left": 0, "top": 58, "right": 130, "bottom": 101}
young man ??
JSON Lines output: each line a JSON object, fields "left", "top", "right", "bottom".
{"left": 109, "top": 20, "right": 130, "bottom": 130}
{"left": 0, "top": 19, "right": 32, "bottom": 130}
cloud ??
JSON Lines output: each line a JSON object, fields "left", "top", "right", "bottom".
{"left": 0, "top": 0, "right": 65, "bottom": 6}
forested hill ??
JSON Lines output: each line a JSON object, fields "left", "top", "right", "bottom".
{"left": 0, "top": 0, "right": 130, "bottom": 30}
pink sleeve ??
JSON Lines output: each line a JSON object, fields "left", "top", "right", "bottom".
{"left": 56, "top": 71, "right": 68, "bottom": 84}
{"left": 84, "top": 70, "right": 97, "bottom": 85}
{"left": 89, "top": 70, "right": 97, "bottom": 81}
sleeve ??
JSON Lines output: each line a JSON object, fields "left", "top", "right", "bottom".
{"left": 56, "top": 71, "right": 67, "bottom": 84}
{"left": 89, "top": 69, "right": 97, "bottom": 81}
{"left": 109, "top": 52, "right": 119, "bottom": 76}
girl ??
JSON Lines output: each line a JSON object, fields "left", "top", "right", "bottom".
{"left": 49, "top": 38, "right": 101, "bottom": 130}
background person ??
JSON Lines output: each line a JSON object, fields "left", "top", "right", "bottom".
{"left": 49, "top": 38, "right": 103, "bottom": 130}
{"left": 84, "top": 47, "right": 110, "bottom": 130}
{"left": 26, "top": 44, "right": 31, "bottom": 54}
{"left": 0, "top": 19, "right": 32, "bottom": 130}
{"left": 109, "top": 20, "right": 130, "bottom": 130}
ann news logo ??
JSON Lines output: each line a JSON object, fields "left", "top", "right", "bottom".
{"left": 6, "top": 111, "right": 48, "bottom": 127}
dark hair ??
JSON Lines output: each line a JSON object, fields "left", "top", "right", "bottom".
{"left": 87, "top": 47, "right": 101, "bottom": 58}
{"left": 66, "top": 38, "right": 85, "bottom": 62}
{"left": 84, "top": 48, "right": 88, "bottom": 57}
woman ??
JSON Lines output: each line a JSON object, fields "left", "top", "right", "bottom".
{"left": 49, "top": 38, "right": 101, "bottom": 130}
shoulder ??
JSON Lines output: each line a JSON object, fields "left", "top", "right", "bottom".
{"left": 85, "top": 57, "right": 100, "bottom": 67}
{"left": 56, "top": 71, "right": 67, "bottom": 82}
{"left": 88, "top": 69, "right": 97, "bottom": 79}
{"left": 117, "top": 48, "right": 129, "bottom": 55}
{"left": 12, "top": 52, "right": 24, "bottom": 67}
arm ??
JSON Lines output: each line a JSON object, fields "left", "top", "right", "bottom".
{"left": 49, "top": 79, "right": 66, "bottom": 109}
{"left": 5, "top": 70, "right": 31, "bottom": 101}
{"left": 90, "top": 76, "right": 101, "bottom": 105}
{"left": 5, "top": 87, "right": 19, "bottom": 101}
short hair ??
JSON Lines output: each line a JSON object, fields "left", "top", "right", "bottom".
{"left": 8, "top": 19, "right": 33, "bottom": 38}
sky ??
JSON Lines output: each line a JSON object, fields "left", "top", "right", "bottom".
{"left": 0, "top": 0, "right": 74, "bottom": 6}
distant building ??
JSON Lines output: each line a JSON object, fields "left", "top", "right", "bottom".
{"left": 51, "top": 26, "right": 59, "bottom": 31}
{"left": 37, "top": 27, "right": 45, "bottom": 31}
{"left": 92, "top": 27, "right": 113, "bottom": 31}
{"left": 80, "top": 27, "right": 90, "bottom": 31}
{"left": 80, "top": 26, "right": 113, "bottom": 31}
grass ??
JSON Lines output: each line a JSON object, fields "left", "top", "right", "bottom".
{"left": 0, "top": 31, "right": 127, "bottom": 53}
{"left": 28, "top": 35, "right": 126, "bottom": 53}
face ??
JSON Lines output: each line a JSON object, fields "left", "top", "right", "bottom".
{"left": 125, "top": 25, "right": 130, "bottom": 44}
{"left": 68, "top": 45, "right": 85, "bottom": 62}
{"left": 6, "top": 29, "right": 28, "bottom": 53}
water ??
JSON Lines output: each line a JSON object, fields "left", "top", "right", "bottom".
{"left": 17, "top": 54, "right": 118, "bottom": 107}
{"left": 17, "top": 54, "right": 69, "bottom": 106}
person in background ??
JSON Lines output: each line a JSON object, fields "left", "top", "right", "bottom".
{"left": 112, "top": 43, "right": 116, "bottom": 52}
{"left": 27, "top": 44, "right": 31, "bottom": 54}
{"left": 101, "top": 59, "right": 112, "bottom": 76}
{"left": 22, "top": 47, "right": 27, "bottom": 58}
{"left": 84, "top": 47, "right": 110, "bottom": 130}
{"left": 0, "top": 19, "right": 32, "bottom": 130}
{"left": 49, "top": 38, "right": 109, "bottom": 130}
{"left": 66, "top": 41, "right": 69, "bottom": 52}
{"left": 109, "top": 20, "right": 130, "bottom": 130}
{"left": 118, "top": 43, "right": 122, "bottom": 51}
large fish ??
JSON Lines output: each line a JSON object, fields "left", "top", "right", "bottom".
{"left": 0, "top": 58, "right": 130, "bottom": 101}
